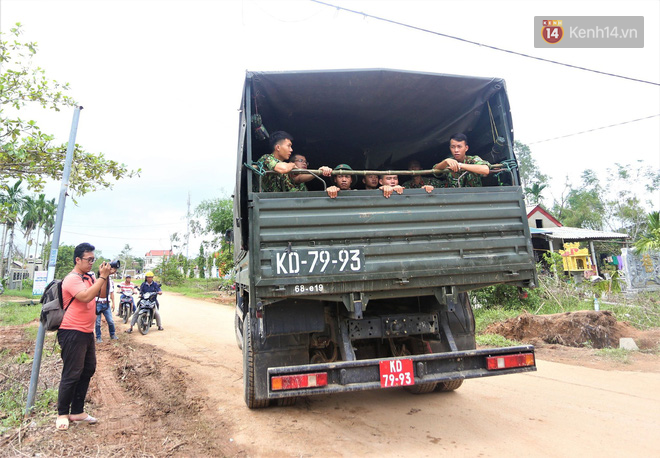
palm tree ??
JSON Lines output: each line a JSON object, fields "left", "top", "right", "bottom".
{"left": 30, "top": 193, "right": 48, "bottom": 262}
{"left": 1, "top": 181, "right": 27, "bottom": 278}
{"left": 634, "top": 212, "right": 660, "bottom": 253}
{"left": 21, "top": 195, "right": 39, "bottom": 265}
{"left": 40, "top": 198, "right": 57, "bottom": 261}
{"left": 524, "top": 182, "right": 547, "bottom": 205}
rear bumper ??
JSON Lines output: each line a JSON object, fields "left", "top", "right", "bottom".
{"left": 266, "top": 345, "right": 536, "bottom": 399}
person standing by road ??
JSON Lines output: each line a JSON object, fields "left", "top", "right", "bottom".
{"left": 56, "top": 242, "right": 112, "bottom": 431}
{"left": 94, "top": 266, "right": 118, "bottom": 343}
{"left": 126, "top": 271, "right": 164, "bottom": 333}
{"left": 432, "top": 133, "right": 490, "bottom": 187}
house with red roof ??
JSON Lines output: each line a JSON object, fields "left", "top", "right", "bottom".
{"left": 144, "top": 249, "right": 174, "bottom": 271}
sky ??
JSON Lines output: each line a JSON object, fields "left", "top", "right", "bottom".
{"left": 2, "top": 0, "right": 659, "bottom": 260}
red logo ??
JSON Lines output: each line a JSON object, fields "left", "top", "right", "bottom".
{"left": 542, "top": 19, "right": 564, "bottom": 44}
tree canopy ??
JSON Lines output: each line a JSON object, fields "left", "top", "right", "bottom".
{"left": 0, "top": 24, "right": 139, "bottom": 196}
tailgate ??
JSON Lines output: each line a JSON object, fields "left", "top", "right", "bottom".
{"left": 250, "top": 186, "right": 537, "bottom": 299}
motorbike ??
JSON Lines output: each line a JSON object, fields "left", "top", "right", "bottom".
{"left": 118, "top": 290, "right": 135, "bottom": 324}
{"left": 136, "top": 291, "right": 158, "bottom": 335}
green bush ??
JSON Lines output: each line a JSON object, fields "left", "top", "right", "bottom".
{"left": 470, "top": 283, "right": 542, "bottom": 311}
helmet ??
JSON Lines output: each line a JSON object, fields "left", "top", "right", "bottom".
{"left": 145, "top": 271, "right": 155, "bottom": 277}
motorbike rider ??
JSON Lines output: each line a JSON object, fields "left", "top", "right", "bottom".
{"left": 116, "top": 274, "right": 139, "bottom": 315}
{"left": 125, "top": 271, "right": 164, "bottom": 333}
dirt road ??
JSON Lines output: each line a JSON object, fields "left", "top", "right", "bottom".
{"left": 123, "top": 292, "right": 659, "bottom": 457}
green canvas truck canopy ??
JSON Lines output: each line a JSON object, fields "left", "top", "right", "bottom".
{"left": 246, "top": 68, "right": 513, "bottom": 169}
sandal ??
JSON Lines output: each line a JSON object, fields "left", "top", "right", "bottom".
{"left": 70, "top": 414, "right": 98, "bottom": 424}
{"left": 56, "top": 417, "right": 69, "bottom": 431}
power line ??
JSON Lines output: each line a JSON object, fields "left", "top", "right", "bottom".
{"left": 528, "top": 114, "right": 660, "bottom": 144}
{"left": 62, "top": 230, "right": 166, "bottom": 241}
{"left": 309, "top": 0, "right": 660, "bottom": 87}
{"left": 63, "top": 221, "right": 185, "bottom": 228}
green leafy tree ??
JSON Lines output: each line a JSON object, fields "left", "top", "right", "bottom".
{"left": 1, "top": 24, "right": 140, "bottom": 195}
{"left": 50, "top": 243, "right": 74, "bottom": 280}
{"left": 553, "top": 170, "right": 605, "bottom": 230}
{"left": 603, "top": 163, "right": 660, "bottom": 239}
{"left": 515, "top": 141, "right": 549, "bottom": 204}
{"left": 159, "top": 255, "right": 184, "bottom": 286}
{"left": 634, "top": 212, "right": 660, "bottom": 253}
{"left": 192, "top": 197, "right": 234, "bottom": 274}
{"left": 197, "top": 244, "right": 205, "bottom": 279}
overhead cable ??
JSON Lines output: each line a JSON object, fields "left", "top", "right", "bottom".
{"left": 309, "top": 0, "right": 660, "bottom": 87}
{"left": 528, "top": 114, "right": 660, "bottom": 144}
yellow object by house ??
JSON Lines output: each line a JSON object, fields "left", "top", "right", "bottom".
{"left": 559, "top": 242, "right": 594, "bottom": 272}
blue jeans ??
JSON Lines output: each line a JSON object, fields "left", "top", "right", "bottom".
{"left": 95, "top": 302, "right": 116, "bottom": 339}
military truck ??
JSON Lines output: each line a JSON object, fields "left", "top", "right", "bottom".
{"left": 232, "top": 69, "right": 537, "bottom": 408}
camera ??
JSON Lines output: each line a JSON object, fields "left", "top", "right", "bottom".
{"left": 109, "top": 259, "right": 121, "bottom": 269}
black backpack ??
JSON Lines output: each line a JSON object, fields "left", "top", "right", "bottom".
{"left": 40, "top": 276, "right": 76, "bottom": 331}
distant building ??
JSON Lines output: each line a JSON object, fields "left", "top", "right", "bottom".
{"left": 525, "top": 204, "right": 628, "bottom": 277}
{"left": 144, "top": 249, "right": 174, "bottom": 271}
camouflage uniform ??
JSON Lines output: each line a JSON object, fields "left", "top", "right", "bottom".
{"left": 254, "top": 154, "right": 307, "bottom": 192}
{"left": 443, "top": 155, "right": 491, "bottom": 188}
{"left": 401, "top": 176, "right": 446, "bottom": 189}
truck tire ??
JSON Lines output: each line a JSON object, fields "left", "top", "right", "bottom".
{"left": 405, "top": 339, "right": 437, "bottom": 394}
{"left": 275, "top": 397, "right": 296, "bottom": 407}
{"left": 436, "top": 380, "right": 464, "bottom": 392}
{"left": 235, "top": 312, "right": 244, "bottom": 350}
{"left": 243, "top": 314, "right": 269, "bottom": 409}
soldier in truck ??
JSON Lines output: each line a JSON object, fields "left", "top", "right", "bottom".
{"left": 401, "top": 159, "right": 445, "bottom": 191}
{"left": 378, "top": 174, "right": 405, "bottom": 198}
{"left": 326, "top": 163, "right": 354, "bottom": 198}
{"left": 289, "top": 153, "right": 332, "bottom": 191}
{"left": 432, "top": 133, "right": 491, "bottom": 188}
{"left": 255, "top": 131, "right": 331, "bottom": 192}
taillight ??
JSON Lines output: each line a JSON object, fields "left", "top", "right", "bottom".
{"left": 486, "top": 353, "right": 535, "bottom": 370}
{"left": 271, "top": 373, "right": 328, "bottom": 391}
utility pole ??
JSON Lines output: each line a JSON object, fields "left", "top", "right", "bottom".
{"left": 25, "top": 106, "right": 82, "bottom": 416}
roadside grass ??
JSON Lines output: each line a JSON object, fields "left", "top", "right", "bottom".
{"left": 166, "top": 278, "right": 228, "bottom": 300}
{"left": 0, "top": 302, "right": 41, "bottom": 325}
{"left": 472, "top": 279, "right": 660, "bottom": 348}
{"left": 0, "top": 322, "right": 60, "bottom": 434}
{"left": 602, "top": 293, "right": 660, "bottom": 330}
{"left": 1, "top": 288, "right": 40, "bottom": 299}
{"left": 595, "top": 348, "right": 632, "bottom": 364}
{"left": 476, "top": 333, "right": 521, "bottom": 347}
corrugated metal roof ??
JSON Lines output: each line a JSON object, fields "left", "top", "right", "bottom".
{"left": 532, "top": 226, "right": 628, "bottom": 240}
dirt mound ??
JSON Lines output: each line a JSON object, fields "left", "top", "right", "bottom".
{"left": 484, "top": 310, "right": 659, "bottom": 349}
{"left": 1, "top": 326, "right": 239, "bottom": 457}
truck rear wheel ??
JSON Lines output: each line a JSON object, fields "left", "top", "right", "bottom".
{"left": 436, "top": 380, "right": 464, "bottom": 392}
{"left": 243, "top": 314, "right": 269, "bottom": 409}
{"left": 404, "top": 339, "right": 437, "bottom": 394}
{"left": 275, "top": 397, "right": 296, "bottom": 407}
{"left": 235, "top": 312, "right": 243, "bottom": 350}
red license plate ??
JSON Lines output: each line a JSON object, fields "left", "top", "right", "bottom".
{"left": 379, "top": 359, "right": 414, "bottom": 388}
